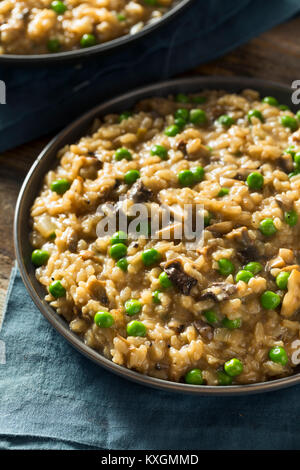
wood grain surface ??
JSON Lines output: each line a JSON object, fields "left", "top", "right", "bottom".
{"left": 0, "top": 16, "right": 299, "bottom": 318}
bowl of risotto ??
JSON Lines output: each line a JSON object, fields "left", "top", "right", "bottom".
{"left": 14, "top": 76, "right": 300, "bottom": 394}
{"left": 0, "top": 0, "right": 191, "bottom": 62}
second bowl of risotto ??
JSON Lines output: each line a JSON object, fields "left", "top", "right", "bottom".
{"left": 15, "top": 76, "right": 300, "bottom": 394}
{"left": 0, "top": 0, "right": 191, "bottom": 61}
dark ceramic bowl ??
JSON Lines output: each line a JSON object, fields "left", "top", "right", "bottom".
{"left": 0, "top": 0, "right": 192, "bottom": 64}
{"left": 14, "top": 76, "right": 300, "bottom": 394}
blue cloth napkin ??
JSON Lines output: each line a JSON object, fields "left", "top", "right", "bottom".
{"left": 0, "top": 0, "right": 300, "bottom": 152}
{"left": 1, "top": 265, "right": 300, "bottom": 450}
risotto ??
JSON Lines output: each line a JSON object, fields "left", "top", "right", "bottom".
{"left": 0, "top": 0, "right": 174, "bottom": 54}
{"left": 30, "top": 89, "right": 300, "bottom": 386}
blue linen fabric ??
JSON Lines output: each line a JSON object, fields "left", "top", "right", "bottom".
{"left": 0, "top": 0, "right": 300, "bottom": 152}
{"left": 1, "top": 266, "right": 300, "bottom": 450}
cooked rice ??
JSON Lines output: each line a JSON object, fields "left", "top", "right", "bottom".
{"left": 30, "top": 89, "right": 300, "bottom": 385}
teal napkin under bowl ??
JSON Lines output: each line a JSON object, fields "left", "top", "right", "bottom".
{"left": 0, "top": 0, "right": 300, "bottom": 152}
{"left": 1, "top": 266, "right": 300, "bottom": 450}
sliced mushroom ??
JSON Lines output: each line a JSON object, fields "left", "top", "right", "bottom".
{"left": 233, "top": 168, "right": 252, "bottom": 181}
{"left": 226, "top": 226, "right": 259, "bottom": 263}
{"left": 207, "top": 221, "right": 234, "bottom": 235}
{"left": 198, "top": 282, "right": 237, "bottom": 302}
{"left": 281, "top": 270, "right": 300, "bottom": 317}
{"left": 275, "top": 194, "right": 294, "bottom": 210}
{"left": 193, "top": 320, "right": 214, "bottom": 342}
{"left": 177, "top": 140, "right": 187, "bottom": 154}
{"left": 66, "top": 228, "right": 78, "bottom": 253}
{"left": 129, "top": 180, "right": 153, "bottom": 203}
{"left": 277, "top": 154, "right": 294, "bottom": 174}
{"left": 164, "top": 260, "right": 197, "bottom": 295}
{"left": 87, "top": 278, "right": 109, "bottom": 306}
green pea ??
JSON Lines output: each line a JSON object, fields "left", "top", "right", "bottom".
{"left": 49, "top": 232, "right": 56, "bottom": 240}
{"left": 117, "top": 13, "right": 126, "bottom": 21}
{"left": 294, "top": 152, "right": 300, "bottom": 167}
{"left": 184, "top": 368, "right": 203, "bottom": 385}
{"left": 119, "top": 111, "right": 132, "bottom": 122}
{"left": 165, "top": 125, "right": 180, "bottom": 137}
{"left": 284, "top": 146, "right": 296, "bottom": 158}
{"left": 143, "top": 0, "right": 157, "bottom": 4}
{"left": 47, "top": 38, "right": 61, "bottom": 53}
{"left": 191, "top": 166, "right": 204, "bottom": 183}
{"left": 191, "top": 96, "right": 207, "bottom": 104}
{"left": 50, "top": 178, "right": 71, "bottom": 195}
{"left": 125, "top": 299, "right": 142, "bottom": 316}
{"left": 244, "top": 262, "right": 262, "bottom": 275}
{"left": 224, "top": 358, "right": 243, "bottom": 377}
{"left": 218, "top": 115, "right": 235, "bottom": 127}
{"left": 80, "top": 33, "right": 97, "bottom": 48}
{"left": 175, "top": 108, "right": 189, "bottom": 122}
{"left": 217, "top": 370, "right": 233, "bottom": 386}
{"left": 127, "top": 320, "right": 147, "bottom": 337}
{"left": 248, "top": 109, "right": 264, "bottom": 123}
{"left": 150, "top": 144, "right": 168, "bottom": 160}
{"left": 276, "top": 271, "right": 290, "bottom": 290}
{"left": 222, "top": 317, "right": 242, "bottom": 329}
{"left": 297, "top": 110, "right": 300, "bottom": 121}
{"left": 141, "top": 248, "right": 161, "bottom": 267}
{"left": 269, "top": 346, "right": 288, "bottom": 366}
{"left": 259, "top": 218, "right": 277, "bottom": 237}
{"left": 152, "top": 290, "right": 162, "bottom": 304}
{"left": 174, "top": 117, "right": 186, "bottom": 130}
{"left": 218, "top": 258, "right": 235, "bottom": 276}
{"left": 279, "top": 104, "right": 290, "bottom": 111}
{"left": 49, "top": 280, "right": 66, "bottom": 298}
{"left": 246, "top": 172, "right": 264, "bottom": 190}
{"left": 284, "top": 210, "right": 298, "bottom": 227}
{"left": 109, "top": 243, "right": 127, "bottom": 260}
{"left": 110, "top": 231, "right": 127, "bottom": 245}
{"left": 116, "top": 257, "right": 128, "bottom": 272}
{"left": 31, "top": 249, "right": 50, "bottom": 267}
{"left": 175, "top": 93, "right": 189, "bottom": 103}
{"left": 159, "top": 272, "right": 172, "bottom": 288}
{"left": 261, "top": 291, "right": 281, "bottom": 310}
{"left": 218, "top": 187, "right": 229, "bottom": 197}
{"left": 262, "top": 96, "right": 279, "bottom": 106}
{"left": 204, "top": 212, "right": 212, "bottom": 227}
{"left": 124, "top": 169, "right": 140, "bottom": 185}
{"left": 94, "top": 311, "right": 114, "bottom": 328}
{"left": 281, "top": 115, "right": 298, "bottom": 132}
{"left": 189, "top": 109, "right": 207, "bottom": 125}
{"left": 114, "top": 148, "right": 132, "bottom": 161}
{"left": 178, "top": 169, "right": 194, "bottom": 187}
{"left": 204, "top": 309, "right": 218, "bottom": 324}
{"left": 50, "top": 0, "right": 67, "bottom": 14}
{"left": 289, "top": 170, "right": 300, "bottom": 178}
{"left": 235, "top": 270, "right": 254, "bottom": 284}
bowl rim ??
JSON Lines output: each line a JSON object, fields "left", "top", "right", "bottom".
{"left": 14, "top": 75, "right": 300, "bottom": 395}
{"left": 0, "top": 0, "right": 192, "bottom": 64}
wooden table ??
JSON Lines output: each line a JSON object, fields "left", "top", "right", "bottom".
{"left": 1, "top": 16, "right": 299, "bottom": 317}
